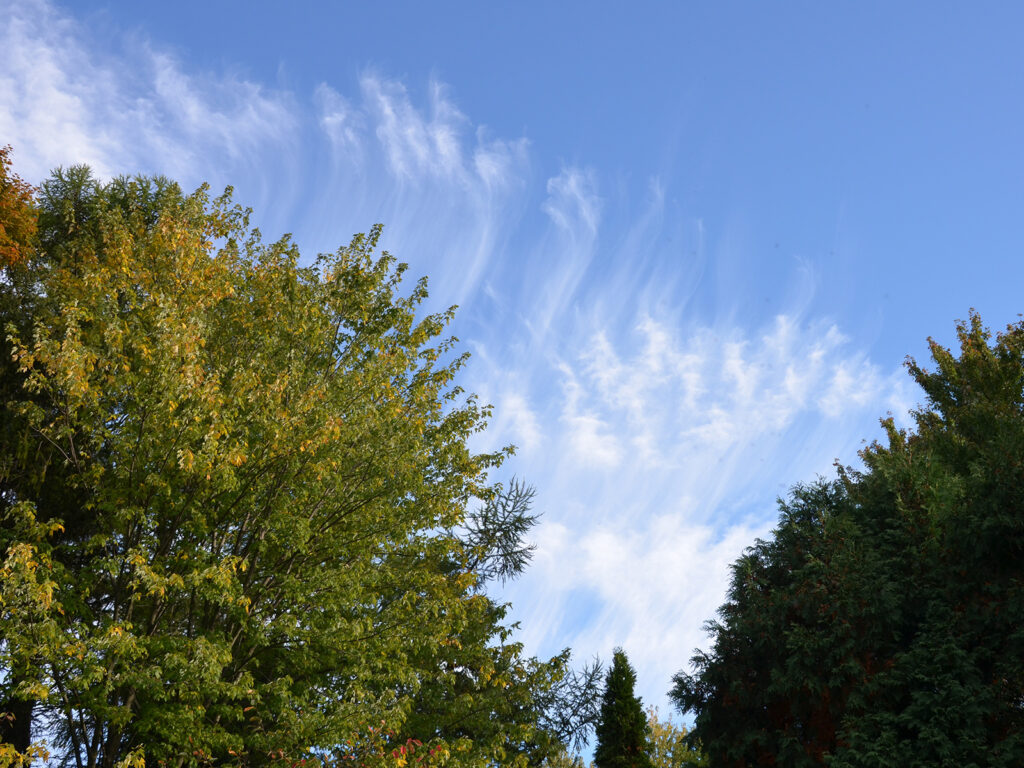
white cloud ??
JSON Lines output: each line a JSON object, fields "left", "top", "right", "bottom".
{"left": 554, "top": 314, "right": 888, "bottom": 471}
{"left": 317, "top": 72, "right": 532, "bottom": 199}
{"left": 557, "top": 361, "right": 623, "bottom": 469}
{"left": 0, "top": 0, "right": 534, "bottom": 315}
{"left": 542, "top": 167, "right": 602, "bottom": 239}
{"left": 482, "top": 390, "right": 543, "bottom": 456}
{"left": 546, "top": 513, "right": 765, "bottom": 687}
{"left": 511, "top": 166, "right": 605, "bottom": 337}
{"left": 495, "top": 311, "right": 912, "bottom": 719}
{"left": 0, "top": 0, "right": 297, "bottom": 188}
{"left": 306, "top": 72, "right": 532, "bottom": 311}
{"left": 361, "top": 75, "right": 467, "bottom": 182}
{"left": 315, "top": 84, "right": 364, "bottom": 158}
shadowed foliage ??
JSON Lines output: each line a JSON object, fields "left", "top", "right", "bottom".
{"left": 594, "top": 649, "right": 652, "bottom": 768}
{"left": 672, "top": 312, "right": 1024, "bottom": 767}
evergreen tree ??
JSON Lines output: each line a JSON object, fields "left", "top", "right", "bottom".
{"left": 672, "top": 312, "right": 1024, "bottom": 767}
{"left": 594, "top": 649, "right": 653, "bottom": 768}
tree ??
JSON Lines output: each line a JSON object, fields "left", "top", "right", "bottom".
{"left": 392, "top": 482, "right": 604, "bottom": 767}
{"left": 540, "top": 745, "right": 588, "bottom": 768}
{"left": 0, "top": 144, "right": 46, "bottom": 762}
{"left": 0, "top": 145, "right": 36, "bottom": 269}
{"left": 535, "top": 655, "right": 604, "bottom": 758}
{"left": 0, "top": 501, "right": 63, "bottom": 766}
{"left": 670, "top": 483, "right": 874, "bottom": 767}
{"left": 392, "top": 481, "right": 598, "bottom": 768}
{"left": 461, "top": 478, "right": 540, "bottom": 585}
{"left": 672, "top": 312, "right": 1024, "bottom": 767}
{"left": 593, "top": 649, "right": 652, "bottom": 768}
{"left": 0, "top": 164, "right": 577, "bottom": 767}
{"left": 645, "top": 707, "right": 704, "bottom": 768}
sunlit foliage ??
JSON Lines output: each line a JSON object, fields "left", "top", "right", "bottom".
{"left": 0, "top": 164, "right": 579, "bottom": 767}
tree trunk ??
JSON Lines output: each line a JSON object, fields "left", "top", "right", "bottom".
{"left": 0, "top": 695, "right": 34, "bottom": 753}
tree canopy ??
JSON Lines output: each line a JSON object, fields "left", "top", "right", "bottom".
{"left": 593, "top": 649, "right": 652, "bottom": 768}
{"left": 645, "top": 707, "right": 704, "bottom": 768}
{"left": 0, "top": 146, "right": 36, "bottom": 269}
{"left": 671, "top": 313, "right": 1024, "bottom": 767}
{"left": 0, "top": 162, "right": 591, "bottom": 768}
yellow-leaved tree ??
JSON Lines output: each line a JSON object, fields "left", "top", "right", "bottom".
{"left": 645, "top": 707, "right": 705, "bottom": 768}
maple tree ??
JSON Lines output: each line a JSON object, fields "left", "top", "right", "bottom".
{"left": 645, "top": 707, "right": 704, "bottom": 768}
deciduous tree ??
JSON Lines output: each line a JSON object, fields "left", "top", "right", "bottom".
{"left": 0, "top": 145, "right": 36, "bottom": 269}
{"left": 0, "top": 164, "right": 577, "bottom": 767}
{"left": 645, "top": 707, "right": 704, "bottom": 768}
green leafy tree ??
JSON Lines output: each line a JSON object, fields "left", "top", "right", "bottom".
{"left": 594, "top": 650, "right": 652, "bottom": 768}
{"left": 671, "top": 482, "right": 875, "bottom": 767}
{"left": 0, "top": 503, "right": 63, "bottom": 767}
{"left": 672, "top": 312, "right": 1024, "bottom": 767}
{"left": 397, "top": 482, "right": 603, "bottom": 767}
{"left": 0, "top": 164, "right": 575, "bottom": 767}
{"left": 0, "top": 144, "right": 47, "bottom": 764}
{"left": 645, "top": 707, "right": 704, "bottom": 767}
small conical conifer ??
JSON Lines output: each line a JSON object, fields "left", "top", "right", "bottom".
{"left": 594, "top": 648, "right": 653, "bottom": 768}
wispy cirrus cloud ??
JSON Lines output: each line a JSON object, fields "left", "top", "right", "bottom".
{"left": 543, "top": 166, "right": 602, "bottom": 241}
{"left": 314, "top": 84, "right": 365, "bottom": 162}
{"left": 1, "top": 0, "right": 532, "bottom": 312}
{"left": 0, "top": 0, "right": 297, "bottom": 190}
{"left": 490, "top": 307, "right": 914, "bottom": 717}
{"left": 309, "top": 75, "right": 531, "bottom": 309}
{"left": 363, "top": 77, "right": 467, "bottom": 183}
{"left": 526, "top": 166, "right": 604, "bottom": 334}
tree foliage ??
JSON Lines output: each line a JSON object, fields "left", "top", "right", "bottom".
{"left": 0, "top": 164, "right": 581, "bottom": 767}
{"left": 538, "top": 745, "right": 587, "bottom": 768}
{"left": 593, "top": 650, "right": 652, "bottom": 768}
{"left": 462, "top": 478, "right": 540, "bottom": 585}
{"left": 0, "top": 146, "right": 36, "bottom": 269}
{"left": 672, "top": 313, "right": 1024, "bottom": 767}
{"left": 535, "top": 656, "right": 604, "bottom": 757}
{"left": 645, "top": 708, "right": 704, "bottom": 768}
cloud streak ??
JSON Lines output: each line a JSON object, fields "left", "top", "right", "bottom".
{"left": 0, "top": 0, "right": 297, "bottom": 190}
{"left": 490, "top": 310, "right": 911, "bottom": 718}
{"left": 308, "top": 75, "right": 532, "bottom": 310}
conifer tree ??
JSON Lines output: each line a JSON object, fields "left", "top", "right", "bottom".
{"left": 672, "top": 312, "right": 1024, "bottom": 767}
{"left": 594, "top": 649, "right": 653, "bottom": 768}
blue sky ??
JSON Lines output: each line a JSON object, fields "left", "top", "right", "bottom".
{"left": 5, "top": 0, "right": 1024, "bottom": 741}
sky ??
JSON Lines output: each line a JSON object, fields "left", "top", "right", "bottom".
{"left": 4, "top": 0, "right": 1024, "bottom": 745}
